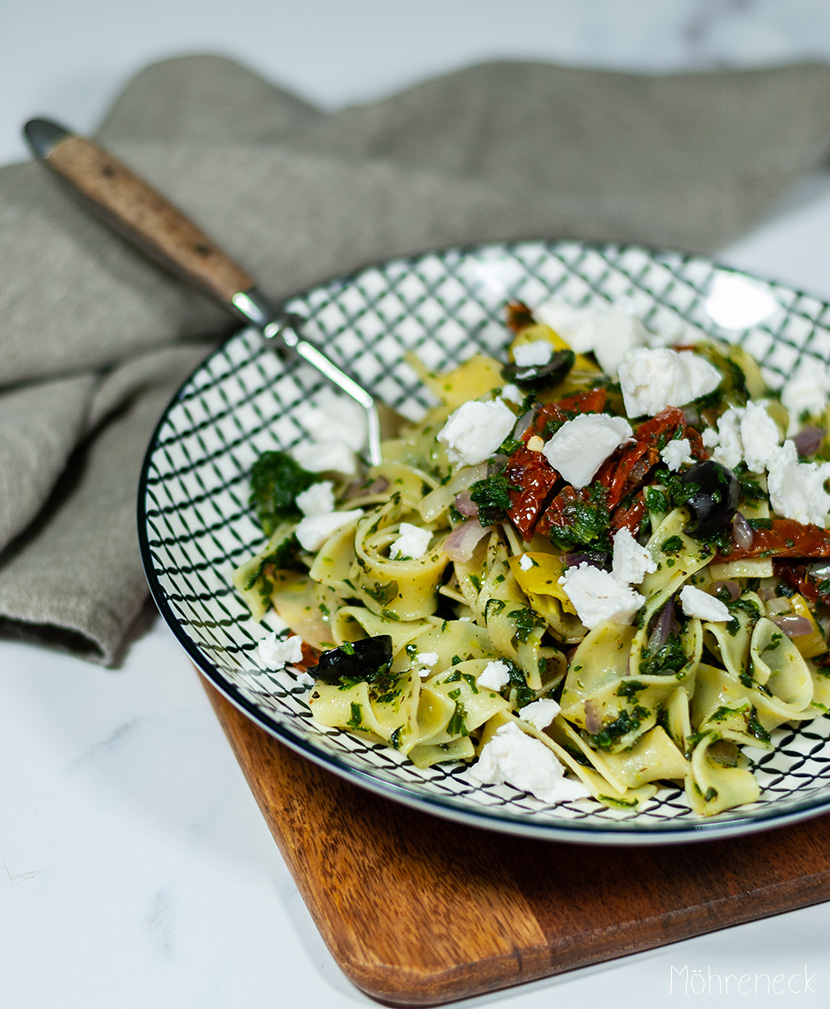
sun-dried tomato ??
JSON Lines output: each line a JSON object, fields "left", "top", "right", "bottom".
{"left": 504, "top": 445, "right": 559, "bottom": 540}
{"left": 718, "top": 519, "right": 830, "bottom": 562}
{"left": 525, "top": 388, "right": 608, "bottom": 442}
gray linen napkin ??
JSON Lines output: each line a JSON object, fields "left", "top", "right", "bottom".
{"left": 2, "top": 53, "right": 830, "bottom": 664}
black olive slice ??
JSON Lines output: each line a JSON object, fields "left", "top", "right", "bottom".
{"left": 680, "top": 460, "right": 739, "bottom": 538}
{"left": 312, "top": 634, "right": 394, "bottom": 685}
{"left": 501, "top": 349, "right": 575, "bottom": 388}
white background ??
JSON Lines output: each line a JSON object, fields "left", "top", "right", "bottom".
{"left": 3, "top": 2, "right": 830, "bottom": 1007}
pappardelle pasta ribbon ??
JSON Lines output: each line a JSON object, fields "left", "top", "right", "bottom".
{"left": 235, "top": 298, "right": 830, "bottom": 816}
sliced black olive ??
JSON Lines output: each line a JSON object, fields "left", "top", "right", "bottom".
{"left": 312, "top": 634, "right": 393, "bottom": 685}
{"left": 501, "top": 349, "right": 575, "bottom": 388}
{"left": 680, "top": 460, "right": 739, "bottom": 538}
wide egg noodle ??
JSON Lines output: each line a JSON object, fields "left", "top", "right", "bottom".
{"left": 350, "top": 493, "right": 450, "bottom": 620}
{"left": 234, "top": 327, "right": 830, "bottom": 820}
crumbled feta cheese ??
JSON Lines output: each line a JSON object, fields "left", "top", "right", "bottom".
{"left": 437, "top": 399, "right": 516, "bottom": 467}
{"left": 295, "top": 509, "right": 363, "bottom": 551}
{"left": 741, "top": 402, "right": 782, "bottom": 473}
{"left": 519, "top": 697, "right": 561, "bottom": 731}
{"left": 477, "top": 659, "right": 511, "bottom": 690}
{"left": 389, "top": 522, "right": 432, "bottom": 560}
{"left": 292, "top": 439, "right": 358, "bottom": 475}
{"left": 500, "top": 383, "right": 524, "bottom": 405}
{"left": 416, "top": 651, "right": 439, "bottom": 667}
{"left": 660, "top": 437, "right": 692, "bottom": 472}
{"left": 708, "top": 407, "right": 743, "bottom": 469}
{"left": 766, "top": 440, "right": 830, "bottom": 526}
{"left": 415, "top": 653, "right": 438, "bottom": 678}
{"left": 526, "top": 435, "right": 544, "bottom": 452}
{"left": 611, "top": 527, "right": 656, "bottom": 586}
{"left": 291, "top": 390, "right": 368, "bottom": 475}
{"left": 618, "top": 348, "right": 721, "bottom": 418}
{"left": 708, "top": 402, "right": 780, "bottom": 474}
{"left": 303, "top": 388, "right": 368, "bottom": 451}
{"left": 513, "top": 341, "right": 553, "bottom": 367}
{"left": 296, "top": 480, "right": 335, "bottom": 516}
{"left": 258, "top": 632, "right": 305, "bottom": 668}
{"left": 679, "top": 585, "right": 730, "bottom": 622}
{"left": 534, "top": 299, "right": 650, "bottom": 375}
{"left": 542, "top": 413, "right": 632, "bottom": 489}
{"left": 519, "top": 553, "right": 534, "bottom": 571}
{"left": 559, "top": 563, "right": 645, "bottom": 629}
{"left": 701, "top": 427, "right": 720, "bottom": 449}
{"left": 781, "top": 361, "right": 830, "bottom": 431}
{"left": 295, "top": 670, "right": 316, "bottom": 688}
{"left": 471, "top": 722, "right": 589, "bottom": 803}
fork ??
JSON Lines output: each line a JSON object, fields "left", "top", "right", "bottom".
{"left": 23, "top": 118, "right": 398, "bottom": 466}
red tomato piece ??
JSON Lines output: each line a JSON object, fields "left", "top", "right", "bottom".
{"left": 718, "top": 519, "right": 830, "bottom": 561}
{"left": 504, "top": 446, "right": 560, "bottom": 539}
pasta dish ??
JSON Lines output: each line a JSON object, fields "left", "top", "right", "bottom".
{"left": 234, "top": 298, "right": 830, "bottom": 815}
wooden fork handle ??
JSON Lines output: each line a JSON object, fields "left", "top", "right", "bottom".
{"left": 25, "top": 118, "right": 253, "bottom": 306}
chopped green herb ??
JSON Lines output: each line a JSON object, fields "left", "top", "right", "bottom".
{"left": 249, "top": 451, "right": 316, "bottom": 535}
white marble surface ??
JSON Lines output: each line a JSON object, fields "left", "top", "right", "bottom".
{"left": 4, "top": 2, "right": 830, "bottom": 1007}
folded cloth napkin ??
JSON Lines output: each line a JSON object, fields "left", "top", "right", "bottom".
{"left": 2, "top": 54, "right": 830, "bottom": 664}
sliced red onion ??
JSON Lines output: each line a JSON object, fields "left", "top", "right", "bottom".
{"left": 629, "top": 456, "right": 653, "bottom": 483}
{"left": 488, "top": 454, "right": 508, "bottom": 477}
{"left": 419, "top": 463, "right": 486, "bottom": 523}
{"left": 681, "top": 405, "right": 701, "bottom": 427}
{"left": 584, "top": 700, "right": 601, "bottom": 735}
{"left": 648, "top": 599, "right": 676, "bottom": 653}
{"left": 564, "top": 551, "right": 606, "bottom": 569}
{"left": 757, "top": 586, "right": 777, "bottom": 601}
{"left": 513, "top": 407, "right": 540, "bottom": 442}
{"left": 770, "top": 614, "right": 813, "bottom": 637}
{"left": 345, "top": 476, "right": 389, "bottom": 499}
{"left": 731, "top": 512, "right": 754, "bottom": 552}
{"left": 765, "top": 596, "right": 792, "bottom": 616}
{"left": 454, "top": 490, "right": 479, "bottom": 518}
{"left": 711, "top": 580, "right": 740, "bottom": 601}
{"left": 792, "top": 425, "right": 826, "bottom": 457}
{"left": 442, "top": 519, "right": 489, "bottom": 562}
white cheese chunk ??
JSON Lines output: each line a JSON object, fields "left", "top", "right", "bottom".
{"left": 660, "top": 437, "right": 692, "bottom": 472}
{"left": 476, "top": 659, "right": 511, "bottom": 690}
{"left": 389, "top": 522, "right": 432, "bottom": 559}
{"left": 534, "top": 299, "right": 650, "bottom": 375}
{"left": 618, "top": 348, "right": 721, "bottom": 418}
{"left": 781, "top": 361, "right": 830, "bottom": 431}
{"left": 437, "top": 399, "right": 516, "bottom": 467}
{"left": 708, "top": 407, "right": 743, "bottom": 469}
{"left": 766, "top": 440, "right": 830, "bottom": 526}
{"left": 559, "top": 563, "right": 645, "bottom": 629}
{"left": 296, "top": 480, "right": 335, "bottom": 516}
{"left": 513, "top": 340, "right": 553, "bottom": 367}
{"left": 611, "top": 527, "right": 657, "bottom": 586}
{"left": 518, "top": 553, "right": 534, "bottom": 571}
{"left": 679, "top": 585, "right": 730, "bottom": 622}
{"left": 471, "top": 722, "right": 589, "bottom": 803}
{"left": 500, "top": 383, "right": 524, "bottom": 405}
{"left": 708, "top": 402, "right": 780, "bottom": 474}
{"left": 542, "top": 413, "right": 632, "bottom": 489}
{"left": 415, "top": 651, "right": 439, "bottom": 667}
{"left": 295, "top": 509, "right": 363, "bottom": 551}
{"left": 519, "top": 697, "right": 561, "bottom": 731}
{"left": 292, "top": 439, "right": 358, "bottom": 475}
{"left": 258, "top": 632, "right": 305, "bottom": 668}
{"left": 740, "top": 401, "right": 782, "bottom": 473}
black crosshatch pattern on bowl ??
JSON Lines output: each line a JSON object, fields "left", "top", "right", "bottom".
{"left": 138, "top": 240, "right": 830, "bottom": 843}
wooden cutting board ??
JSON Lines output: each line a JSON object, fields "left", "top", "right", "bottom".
{"left": 203, "top": 679, "right": 830, "bottom": 1006}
